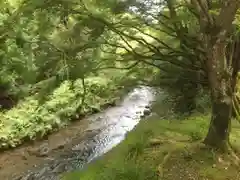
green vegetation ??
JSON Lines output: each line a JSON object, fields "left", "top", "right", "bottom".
{"left": 64, "top": 102, "right": 240, "bottom": 180}
{"left": 0, "top": 0, "right": 148, "bottom": 149}
{"left": 1, "top": 1, "right": 240, "bottom": 178}
{"left": 0, "top": 76, "right": 125, "bottom": 149}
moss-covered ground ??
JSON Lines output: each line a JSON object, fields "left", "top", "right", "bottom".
{"left": 64, "top": 107, "right": 240, "bottom": 180}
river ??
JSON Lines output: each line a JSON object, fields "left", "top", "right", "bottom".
{"left": 0, "top": 86, "right": 155, "bottom": 180}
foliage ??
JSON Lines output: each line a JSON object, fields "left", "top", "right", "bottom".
{"left": 0, "top": 0, "right": 139, "bottom": 148}
{"left": 0, "top": 76, "right": 124, "bottom": 149}
{"left": 80, "top": 0, "right": 240, "bottom": 149}
{"left": 0, "top": 0, "right": 239, "bottom": 151}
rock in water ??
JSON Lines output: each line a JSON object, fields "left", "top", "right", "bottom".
{"left": 143, "top": 109, "right": 151, "bottom": 116}
{"left": 38, "top": 143, "right": 50, "bottom": 157}
{"left": 145, "top": 105, "right": 150, "bottom": 109}
{"left": 27, "top": 143, "right": 50, "bottom": 157}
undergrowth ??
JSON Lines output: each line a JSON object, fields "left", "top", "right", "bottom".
{"left": 0, "top": 76, "right": 122, "bottom": 149}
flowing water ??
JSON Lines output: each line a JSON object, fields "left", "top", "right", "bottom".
{"left": 6, "top": 86, "right": 155, "bottom": 180}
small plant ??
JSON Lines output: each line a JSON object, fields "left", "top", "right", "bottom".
{"left": 126, "top": 141, "right": 145, "bottom": 160}
{"left": 189, "top": 131, "right": 203, "bottom": 142}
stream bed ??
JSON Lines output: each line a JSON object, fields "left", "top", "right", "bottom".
{"left": 0, "top": 86, "right": 155, "bottom": 180}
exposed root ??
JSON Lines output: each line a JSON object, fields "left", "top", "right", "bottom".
{"left": 157, "top": 151, "right": 172, "bottom": 178}
{"left": 148, "top": 137, "right": 189, "bottom": 147}
{"left": 148, "top": 138, "right": 165, "bottom": 146}
{"left": 227, "top": 145, "right": 240, "bottom": 166}
{"left": 199, "top": 142, "right": 240, "bottom": 167}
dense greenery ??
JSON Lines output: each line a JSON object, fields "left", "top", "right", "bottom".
{"left": 0, "top": 76, "right": 126, "bottom": 149}
{"left": 0, "top": 0, "right": 240, "bottom": 179}
{"left": 0, "top": 0, "right": 149, "bottom": 149}
{"left": 0, "top": 0, "right": 240, "bottom": 155}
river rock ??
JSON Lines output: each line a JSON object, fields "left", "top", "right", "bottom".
{"left": 143, "top": 109, "right": 151, "bottom": 116}
{"left": 37, "top": 168, "right": 48, "bottom": 177}
{"left": 145, "top": 105, "right": 150, "bottom": 109}
{"left": 83, "top": 151, "right": 89, "bottom": 157}
{"left": 103, "top": 101, "right": 116, "bottom": 107}
{"left": 52, "top": 163, "right": 66, "bottom": 173}
{"left": 52, "top": 142, "right": 65, "bottom": 150}
{"left": 38, "top": 143, "right": 50, "bottom": 157}
{"left": 17, "top": 173, "right": 34, "bottom": 180}
{"left": 71, "top": 142, "right": 86, "bottom": 151}
{"left": 28, "top": 143, "right": 50, "bottom": 157}
{"left": 95, "top": 117, "right": 103, "bottom": 121}
{"left": 91, "top": 107, "right": 100, "bottom": 113}
{"left": 125, "top": 115, "right": 131, "bottom": 118}
{"left": 21, "top": 151, "right": 29, "bottom": 160}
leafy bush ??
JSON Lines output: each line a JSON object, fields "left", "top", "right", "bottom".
{"left": 151, "top": 57, "right": 208, "bottom": 115}
{"left": 0, "top": 76, "right": 120, "bottom": 149}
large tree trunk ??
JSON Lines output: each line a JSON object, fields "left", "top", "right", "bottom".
{"left": 203, "top": 31, "right": 240, "bottom": 150}
{"left": 203, "top": 28, "right": 236, "bottom": 150}
{"left": 204, "top": 92, "right": 232, "bottom": 150}
{"left": 203, "top": 38, "right": 240, "bottom": 150}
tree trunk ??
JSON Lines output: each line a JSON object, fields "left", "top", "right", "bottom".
{"left": 185, "top": 0, "right": 240, "bottom": 150}
{"left": 204, "top": 93, "right": 232, "bottom": 150}
{"left": 203, "top": 29, "right": 235, "bottom": 150}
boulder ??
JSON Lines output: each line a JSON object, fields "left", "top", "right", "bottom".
{"left": 143, "top": 109, "right": 151, "bottom": 116}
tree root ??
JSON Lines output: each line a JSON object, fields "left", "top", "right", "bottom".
{"left": 227, "top": 144, "right": 240, "bottom": 166}
{"left": 157, "top": 151, "right": 172, "bottom": 178}
{"left": 148, "top": 137, "right": 189, "bottom": 147}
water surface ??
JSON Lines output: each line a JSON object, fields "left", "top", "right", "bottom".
{"left": 13, "top": 86, "right": 155, "bottom": 180}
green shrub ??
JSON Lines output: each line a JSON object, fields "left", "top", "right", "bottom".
{"left": 0, "top": 76, "right": 121, "bottom": 149}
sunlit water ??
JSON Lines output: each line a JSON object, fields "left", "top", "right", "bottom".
{"left": 15, "top": 86, "right": 155, "bottom": 180}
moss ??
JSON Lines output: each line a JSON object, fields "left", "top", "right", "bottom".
{"left": 63, "top": 112, "right": 240, "bottom": 180}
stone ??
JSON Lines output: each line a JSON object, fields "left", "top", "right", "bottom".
{"left": 21, "top": 151, "right": 29, "bottom": 160}
{"left": 71, "top": 143, "right": 85, "bottom": 151}
{"left": 143, "top": 109, "right": 151, "bottom": 116}
{"left": 52, "top": 143, "right": 65, "bottom": 150}
{"left": 38, "top": 144, "right": 50, "bottom": 157}
{"left": 83, "top": 151, "right": 89, "bottom": 157}
{"left": 52, "top": 163, "right": 66, "bottom": 173}
{"left": 145, "top": 105, "right": 150, "bottom": 109}
{"left": 27, "top": 142, "right": 50, "bottom": 157}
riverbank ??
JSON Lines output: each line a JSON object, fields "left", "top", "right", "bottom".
{"left": 0, "top": 86, "right": 154, "bottom": 180}
{"left": 0, "top": 77, "right": 125, "bottom": 150}
{"left": 64, "top": 112, "right": 240, "bottom": 180}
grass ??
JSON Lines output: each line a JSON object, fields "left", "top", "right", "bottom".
{"left": 0, "top": 77, "right": 122, "bottom": 149}
{"left": 63, "top": 111, "right": 240, "bottom": 180}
